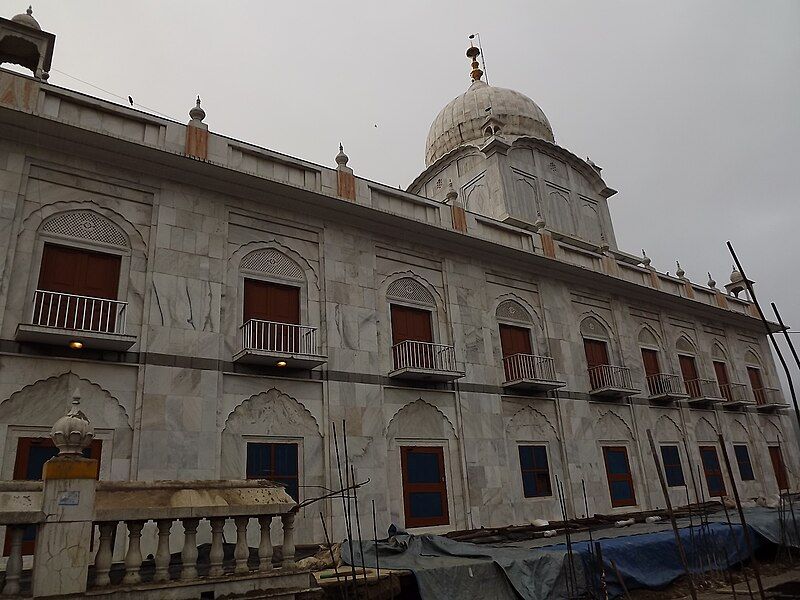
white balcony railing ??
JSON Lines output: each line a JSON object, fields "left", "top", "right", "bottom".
{"left": 240, "top": 319, "right": 318, "bottom": 355}
{"left": 31, "top": 289, "right": 127, "bottom": 335}
{"left": 684, "top": 378, "right": 722, "bottom": 400}
{"left": 646, "top": 373, "right": 685, "bottom": 398}
{"left": 719, "top": 382, "right": 748, "bottom": 404}
{"left": 754, "top": 387, "right": 786, "bottom": 408}
{"left": 588, "top": 364, "right": 635, "bottom": 392}
{"left": 503, "top": 353, "right": 558, "bottom": 383}
{"left": 392, "top": 340, "right": 458, "bottom": 373}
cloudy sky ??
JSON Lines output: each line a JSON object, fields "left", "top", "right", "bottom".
{"left": 13, "top": 1, "right": 800, "bottom": 388}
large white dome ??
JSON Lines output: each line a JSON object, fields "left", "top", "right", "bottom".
{"left": 425, "top": 78, "right": 554, "bottom": 167}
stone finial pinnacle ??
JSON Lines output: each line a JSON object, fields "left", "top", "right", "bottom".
{"left": 189, "top": 96, "right": 205, "bottom": 122}
{"left": 50, "top": 388, "right": 94, "bottom": 456}
{"left": 533, "top": 212, "right": 546, "bottom": 231}
{"left": 676, "top": 260, "right": 685, "bottom": 279}
{"left": 640, "top": 249, "right": 651, "bottom": 268}
{"left": 466, "top": 44, "right": 483, "bottom": 82}
{"left": 27, "top": 5, "right": 33, "bottom": 16}
{"left": 445, "top": 179, "right": 458, "bottom": 203}
{"left": 335, "top": 142, "right": 349, "bottom": 167}
{"left": 707, "top": 272, "right": 717, "bottom": 289}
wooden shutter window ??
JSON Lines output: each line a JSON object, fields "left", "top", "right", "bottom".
{"left": 500, "top": 324, "right": 533, "bottom": 380}
{"left": 679, "top": 355, "right": 700, "bottom": 398}
{"left": 660, "top": 445, "right": 685, "bottom": 487}
{"left": 584, "top": 339, "right": 610, "bottom": 389}
{"left": 747, "top": 367, "right": 766, "bottom": 405}
{"left": 641, "top": 348, "right": 661, "bottom": 395}
{"left": 243, "top": 279, "right": 300, "bottom": 324}
{"left": 390, "top": 304, "right": 433, "bottom": 345}
{"left": 713, "top": 361, "right": 732, "bottom": 402}
{"left": 603, "top": 446, "right": 636, "bottom": 507}
{"left": 769, "top": 446, "right": 788, "bottom": 491}
{"left": 246, "top": 442, "right": 299, "bottom": 501}
{"left": 699, "top": 446, "right": 726, "bottom": 497}
{"left": 400, "top": 446, "right": 449, "bottom": 528}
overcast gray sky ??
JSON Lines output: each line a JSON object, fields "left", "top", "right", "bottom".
{"left": 14, "top": 1, "right": 800, "bottom": 389}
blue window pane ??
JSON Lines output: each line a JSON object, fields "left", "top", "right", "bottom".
{"left": 532, "top": 446, "right": 548, "bottom": 468}
{"left": 27, "top": 446, "right": 60, "bottom": 480}
{"left": 610, "top": 480, "right": 633, "bottom": 501}
{"left": 519, "top": 446, "right": 534, "bottom": 469}
{"left": 661, "top": 445, "right": 679, "bottom": 464}
{"left": 707, "top": 475, "right": 724, "bottom": 495}
{"left": 665, "top": 464, "right": 685, "bottom": 487}
{"left": 734, "top": 445, "right": 755, "bottom": 481}
{"left": 700, "top": 449, "right": 720, "bottom": 471}
{"left": 522, "top": 472, "right": 551, "bottom": 497}
{"left": 409, "top": 492, "right": 443, "bottom": 518}
{"left": 606, "top": 450, "right": 628, "bottom": 474}
{"left": 274, "top": 444, "right": 298, "bottom": 477}
{"left": 406, "top": 452, "right": 441, "bottom": 484}
{"left": 246, "top": 443, "right": 271, "bottom": 478}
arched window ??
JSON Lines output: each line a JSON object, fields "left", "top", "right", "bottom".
{"left": 580, "top": 317, "right": 612, "bottom": 389}
{"left": 711, "top": 343, "right": 733, "bottom": 402}
{"left": 386, "top": 277, "right": 436, "bottom": 346}
{"left": 237, "top": 248, "right": 321, "bottom": 364}
{"left": 638, "top": 328, "right": 663, "bottom": 395}
{"left": 676, "top": 336, "right": 701, "bottom": 398}
{"left": 24, "top": 210, "right": 133, "bottom": 345}
{"left": 744, "top": 349, "right": 767, "bottom": 405}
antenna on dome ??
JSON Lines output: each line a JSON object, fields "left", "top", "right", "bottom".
{"left": 469, "top": 33, "right": 488, "bottom": 84}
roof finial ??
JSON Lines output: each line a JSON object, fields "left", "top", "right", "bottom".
{"left": 466, "top": 43, "right": 483, "bottom": 82}
{"left": 707, "top": 272, "right": 717, "bottom": 289}
{"left": 676, "top": 260, "right": 686, "bottom": 279}
{"left": 335, "top": 142, "right": 349, "bottom": 167}
{"left": 27, "top": 5, "right": 33, "bottom": 15}
{"left": 189, "top": 95, "right": 205, "bottom": 122}
{"left": 640, "top": 249, "right": 651, "bottom": 268}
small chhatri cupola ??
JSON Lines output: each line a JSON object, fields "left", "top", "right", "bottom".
{"left": 0, "top": 6, "right": 56, "bottom": 80}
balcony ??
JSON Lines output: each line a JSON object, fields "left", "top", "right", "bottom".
{"left": 389, "top": 340, "right": 464, "bottom": 382}
{"left": 754, "top": 387, "right": 791, "bottom": 412}
{"left": 645, "top": 373, "right": 689, "bottom": 404}
{"left": 587, "top": 365, "right": 638, "bottom": 399}
{"left": 684, "top": 378, "right": 724, "bottom": 408}
{"left": 234, "top": 319, "right": 326, "bottom": 369}
{"left": 719, "top": 382, "right": 754, "bottom": 410}
{"left": 502, "top": 354, "right": 565, "bottom": 393}
{"left": 15, "top": 289, "right": 136, "bottom": 351}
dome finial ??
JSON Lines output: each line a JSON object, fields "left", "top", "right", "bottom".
{"left": 640, "top": 249, "right": 651, "bottom": 268}
{"left": 707, "top": 272, "right": 717, "bottom": 289}
{"left": 335, "top": 142, "right": 349, "bottom": 167}
{"left": 189, "top": 96, "right": 205, "bottom": 122}
{"left": 50, "top": 388, "right": 94, "bottom": 456}
{"left": 676, "top": 260, "right": 685, "bottom": 279}
{"left": 27, "top": 5, "right": 33, "bottom": 16}
{"left": 466, "top": 43, "right": 483, "bottom": 82}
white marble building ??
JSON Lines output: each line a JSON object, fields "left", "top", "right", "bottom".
{"left": 0, "top": 8, "right": 795, "bottom": 552}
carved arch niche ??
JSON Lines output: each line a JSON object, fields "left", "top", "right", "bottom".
{"left": 0, "top": 372, "right": 133, "bottom": 480}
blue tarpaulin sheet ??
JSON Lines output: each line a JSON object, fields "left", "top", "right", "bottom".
{"left": 342, "top": 506, "right": 795, "bottom": 600}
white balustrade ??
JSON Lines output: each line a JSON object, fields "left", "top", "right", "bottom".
{"left": 503, "top": 353, "right": 558, "bottom": 382}
{"left": 180, "top": 518, "right": 199, "bottom": 581}
{"left": 31, "top": 289, "right": 127, "bottom": 334}
{"left": 234, "top": 516, "right": 250, "bottom": 574}
{"left": 587, "top": 364, "right": 635, "bottom": 391}
{"left": 2, "top": 525, "right": 24, "bottom": 596}
{"left": 754, "top": 386, "right": 782, "bottom": 406}
{"left": 122, "top": 521, "right": 144, "bottom": 585}
{"left": 719, "top": 382, "right": 748, "bottom": 404}
{"left": 683, "top": 378, "right": 722, "bottom": 400}
{"left": 240, "top": 318, "right": 318, "bottom": 355}
{"left": 392, "top": 340, "right": 458, "bottom": 373}
{"left": 645, "top": 373, "right": 684, "bottom": 397}
{"left": 154, "top": 519, "right": 172, "bottom": 583}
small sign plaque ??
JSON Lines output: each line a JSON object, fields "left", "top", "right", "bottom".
{"left": 58, "top": 491, "right": 80, "bottom": 506}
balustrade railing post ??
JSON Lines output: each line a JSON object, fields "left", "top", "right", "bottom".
{"left": 258, "top": 515, "right": 274, "bottom": 572}
{"left": 180, "top": 518, "right": 200, "bottom": 581}
{"left": 93, "top": 521, "right": 116, "bottom": 587}
{"left": 122, "top": 521, "right": 145, "bottom": 585}
{"left": 281, "top": 513, "right": 296, "bottom": 568}
{"left": 154, "top": 519, "right": 172, "bottom": 583}
{"left": 234, "top": 516, "right": 250, "bottom": 574}
{"left": 209, "top": 517, "right": 225, "bottom": 577}
{"left": 2, "top": 525, "right": 24, "bottom": 596}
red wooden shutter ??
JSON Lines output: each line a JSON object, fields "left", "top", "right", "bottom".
{"left": 243, "top": 280, "right": 300, "bottom": 324}
{"left": 390, "top": 305, "right": 433, "bottom": 345}
{"left": 679, "top": 355, "right": 700, "bottom": 397}
{"left": 769, "top": 446, "right": 788, "bottom": 490}
{"left": 699, "top": 446, "right": 726, "bottom": 497}
{"left": 641, "top": 349, "right": 661, "bottom": 395}
{"left": 499, "top": 325, "right": 532, "bottom": 358}
{"left": 713, "top": 361, "right": 732, "bottom": 401}
{"left": 747, "top": 367, "right": 765, "bottom": 405}
{"left": 603, "top": 446, "right": 636, "bottom": 507}
{"left": 584, "top": 339, "right": 609, "bottom": 389}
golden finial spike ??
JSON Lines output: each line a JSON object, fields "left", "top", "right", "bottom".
{"left": 466, "top": 44, "right": 483, "bottom": 82}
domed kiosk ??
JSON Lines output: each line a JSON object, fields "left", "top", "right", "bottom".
{"left": 409, "top": 45, "right": 617, "bottom": 248}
